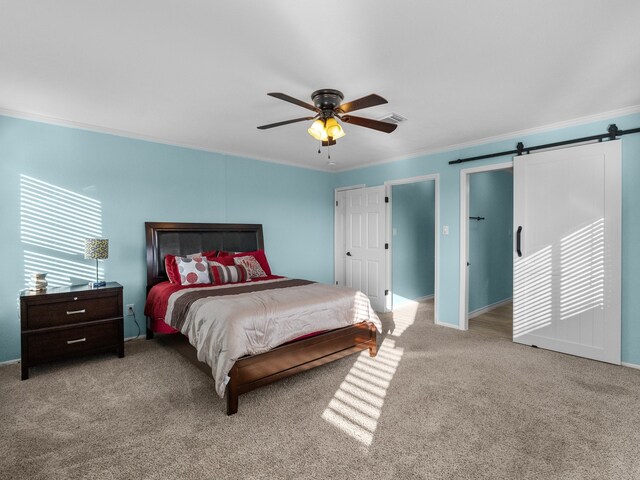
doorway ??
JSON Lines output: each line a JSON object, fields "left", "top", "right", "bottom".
{"left": 389, "top": 181, "right": 435, "bottom": 307}
{"left": 459, "top": 141, "right": 621, "bottom": 364}
{"left": 459, "top": 162, "right": 513, "bottom": 332}
{"left": 385, "top": 175, "right": 439, "bottom": 320}
{"left": 465, "top": 167, "right": 514, "bottom": 337}
{"left": 335, "top": 175, "right": 439, "bottom": 320}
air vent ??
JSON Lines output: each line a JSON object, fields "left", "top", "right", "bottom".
{"left": 378, "top": 112, "right": 407, "bottom": 124}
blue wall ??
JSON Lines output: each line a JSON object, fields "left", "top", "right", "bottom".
{"left": 468, "top": 170, "right": 513, "bottom": 312}
{"left": 0, "top": 115, "right": 334, "bottom": 362}
{"left": 336, "top": 112, "right": 640, "bottom": 366}
{"left": 3, "top": 111, "right": 640, "bottom": 366}
{"left": 391, "top": 181, "right": 435, "bottom": 306}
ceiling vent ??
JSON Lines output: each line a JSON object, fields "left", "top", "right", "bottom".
{"left": 378, "top": 112, "right": 407, "bottom": 124}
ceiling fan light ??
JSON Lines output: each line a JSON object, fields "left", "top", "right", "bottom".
{"left": 307, "top": 119, "right": 326, "bottom": 141}
{"left": 325, "top": 117, "right": 345, "bottom": 140}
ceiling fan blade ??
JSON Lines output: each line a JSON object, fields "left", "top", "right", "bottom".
{"left": 257, "top": 116, "right": 316, "bottom": 130}
{"left": 341, "top": 115, "right": 397, "bottom": 133}
{"left": 338, "top": 94, "right": 388, "bottom": 114}
{"left": 267, "top": 92, "right": 320, "bottom": 113}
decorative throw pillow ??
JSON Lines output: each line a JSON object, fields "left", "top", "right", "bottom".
{"left": 165, "top": 252, "right": 202, "bottom": 284}
{"left": 176, "top": 256, "right": 211, "bottom": 285}
{"left": 232, "top": 250, "right": 272, "bottom": 276}
{"left": 209, "top": 262, "right": 248, "bottom": 284}
{"left": 233, "top": 255, "right": 267, "bottom": 278}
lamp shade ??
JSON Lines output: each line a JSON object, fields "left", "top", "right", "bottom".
{"left": 84, "top": 238, "right": 109, "bottom": 260}
{"left": 324, "top": 117, "right": 345, "bottom": 140}
{"left": 307, "top": 119, "right": 327, "bottom": 141}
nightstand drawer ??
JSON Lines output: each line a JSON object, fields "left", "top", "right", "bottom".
{"left": 26, "top": 295, "right": 120, "bottom": 329}
{"left": 27, "top": 322, "right": 119, "bottom": 363}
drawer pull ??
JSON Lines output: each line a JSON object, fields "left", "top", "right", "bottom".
{"left": 67, "top": 337, "right": 87, "bottom": 344}
{"left": 66, "top": 309, "right": 86, "bottom": 315}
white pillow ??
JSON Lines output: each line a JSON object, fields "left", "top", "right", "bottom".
{"left": 176, "top": 256, "right": 211, "bottom": 285}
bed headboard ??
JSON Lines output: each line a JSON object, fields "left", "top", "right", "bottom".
{"left": 145, "top": 222, "right": 264, "bottom": 288}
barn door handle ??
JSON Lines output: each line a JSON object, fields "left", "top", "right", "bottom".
{"left": 516, "top": 226, "right": 523, "bottom": 257}
{"left": 346, "top": 252, "right": 352, "bottom": 256}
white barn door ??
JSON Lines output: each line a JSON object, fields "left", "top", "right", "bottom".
{"left": 345, "top": 186, "right": 387, "bottom": 312}
{"left": 513, "top": 140, "right": 621, "bottom": 364}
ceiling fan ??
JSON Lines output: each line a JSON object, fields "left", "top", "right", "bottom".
{"left": 257, "top": 89, "right": 397, "bottom": 146}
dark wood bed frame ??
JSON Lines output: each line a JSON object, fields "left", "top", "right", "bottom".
{"left": 145, "top": 222, "right": 378, "bottom": 415}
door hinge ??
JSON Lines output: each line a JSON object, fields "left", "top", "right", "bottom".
{"left": 384, "top": 290, "right": 389, "bottom": 296}
{"left": 336, "top": 200, "right": 338, "bottom": 207}
{"left": 385, "top": 243, "right": 389, "bottom": 250}
{"left": 385, "top": 196, "right": 389, "bottom": 203}
{"left": 335, "top": 281, "right": 338, "bottom": 285}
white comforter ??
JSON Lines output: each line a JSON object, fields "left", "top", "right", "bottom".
{"left": 165, "top": 278, "right": 381, "bottom": 397}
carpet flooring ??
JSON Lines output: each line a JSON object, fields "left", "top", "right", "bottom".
{"left": 2, "top": 300, "right": 640, "bottom": 479}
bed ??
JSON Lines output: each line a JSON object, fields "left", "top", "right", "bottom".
{"left": 144, "top": 222, "right": 379, "bottom": 415}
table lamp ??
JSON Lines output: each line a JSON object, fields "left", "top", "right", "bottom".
{"left": 84, "top": 238, "right": 108, "bottom": 288}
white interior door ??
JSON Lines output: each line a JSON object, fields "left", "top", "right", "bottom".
{"left": 345, "top": 186, "right": 387, "bottom": 312}
{"left": 334, "top": 190, "right": 347, "bottom": 286}
{"left": 513, "top": 140, "right": 621, "bottom": 364}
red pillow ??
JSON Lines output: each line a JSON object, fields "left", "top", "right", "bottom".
{"left": 231, "top": 250, "right": 272, "bottom": 276}
{"left": 165, "top": 255, "right": 179, "bottom": 283}
{"left": 202, "top": 249, "right": 218, "bottom": 258}
{"left": 208, "top": 255, "right": 235, "bottom": 266}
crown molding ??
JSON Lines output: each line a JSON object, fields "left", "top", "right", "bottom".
{"left": 336, "top": 104, "right": 640, "bottom": 172}
{"left": 0, "top": 107, "right": 332, "bottom": 173}
{"left": 3, "top": 104, "right": 639, "bottom": 175}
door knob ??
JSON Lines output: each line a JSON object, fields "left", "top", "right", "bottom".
{"left": 346, "top": 252, "right": 352, "bottom": 256}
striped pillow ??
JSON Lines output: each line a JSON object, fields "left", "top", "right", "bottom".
{"left": 209, "top": 262, "right": 248, "bottom": 284}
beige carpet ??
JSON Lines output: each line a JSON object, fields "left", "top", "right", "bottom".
{"left": 2, "top": 300, "right": 640, "bottom": 479}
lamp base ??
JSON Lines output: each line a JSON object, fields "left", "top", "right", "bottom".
{"left": 88, "top": 281, "right": 106, "bottom": 288}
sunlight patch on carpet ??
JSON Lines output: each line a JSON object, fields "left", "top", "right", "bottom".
{"left": 321, "top": 339, "right": 403, "bottom": 446}
{"left": 388, "top": 301, "right": 419, "bottom": 336}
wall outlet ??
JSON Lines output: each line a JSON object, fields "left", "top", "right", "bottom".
{"left": 126, "top": 304, "right": 135, "bottom": 316}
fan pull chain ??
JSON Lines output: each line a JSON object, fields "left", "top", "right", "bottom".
{"left": 318, "top": 140, "right": 321, "bottom": 154}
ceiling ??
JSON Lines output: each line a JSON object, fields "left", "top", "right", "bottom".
{"left": 1, "top": 1, "right": 639, "bottom": 171}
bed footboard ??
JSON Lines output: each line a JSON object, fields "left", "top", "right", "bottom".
{"left": 225, "top": 321, "right": 377, "bottom": 415}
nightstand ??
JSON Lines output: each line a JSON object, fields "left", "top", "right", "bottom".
{"left": 20, "top": 282, "right": 124, "bottom": 380}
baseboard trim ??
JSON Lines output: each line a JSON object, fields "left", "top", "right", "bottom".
{"left": 414, "top": 294, "right": 434, "bottom": 302}
{"left": 468, "top": 297, "right": 513, "bottom": 320}
{"left": 0, "top": 358, "right": 20, "bottom": 366}
{"left": 622, "top": 362, "right": 640, "bottom": 370}
{"left": 435, "top": 319, "right": 462, "bottom": 330}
